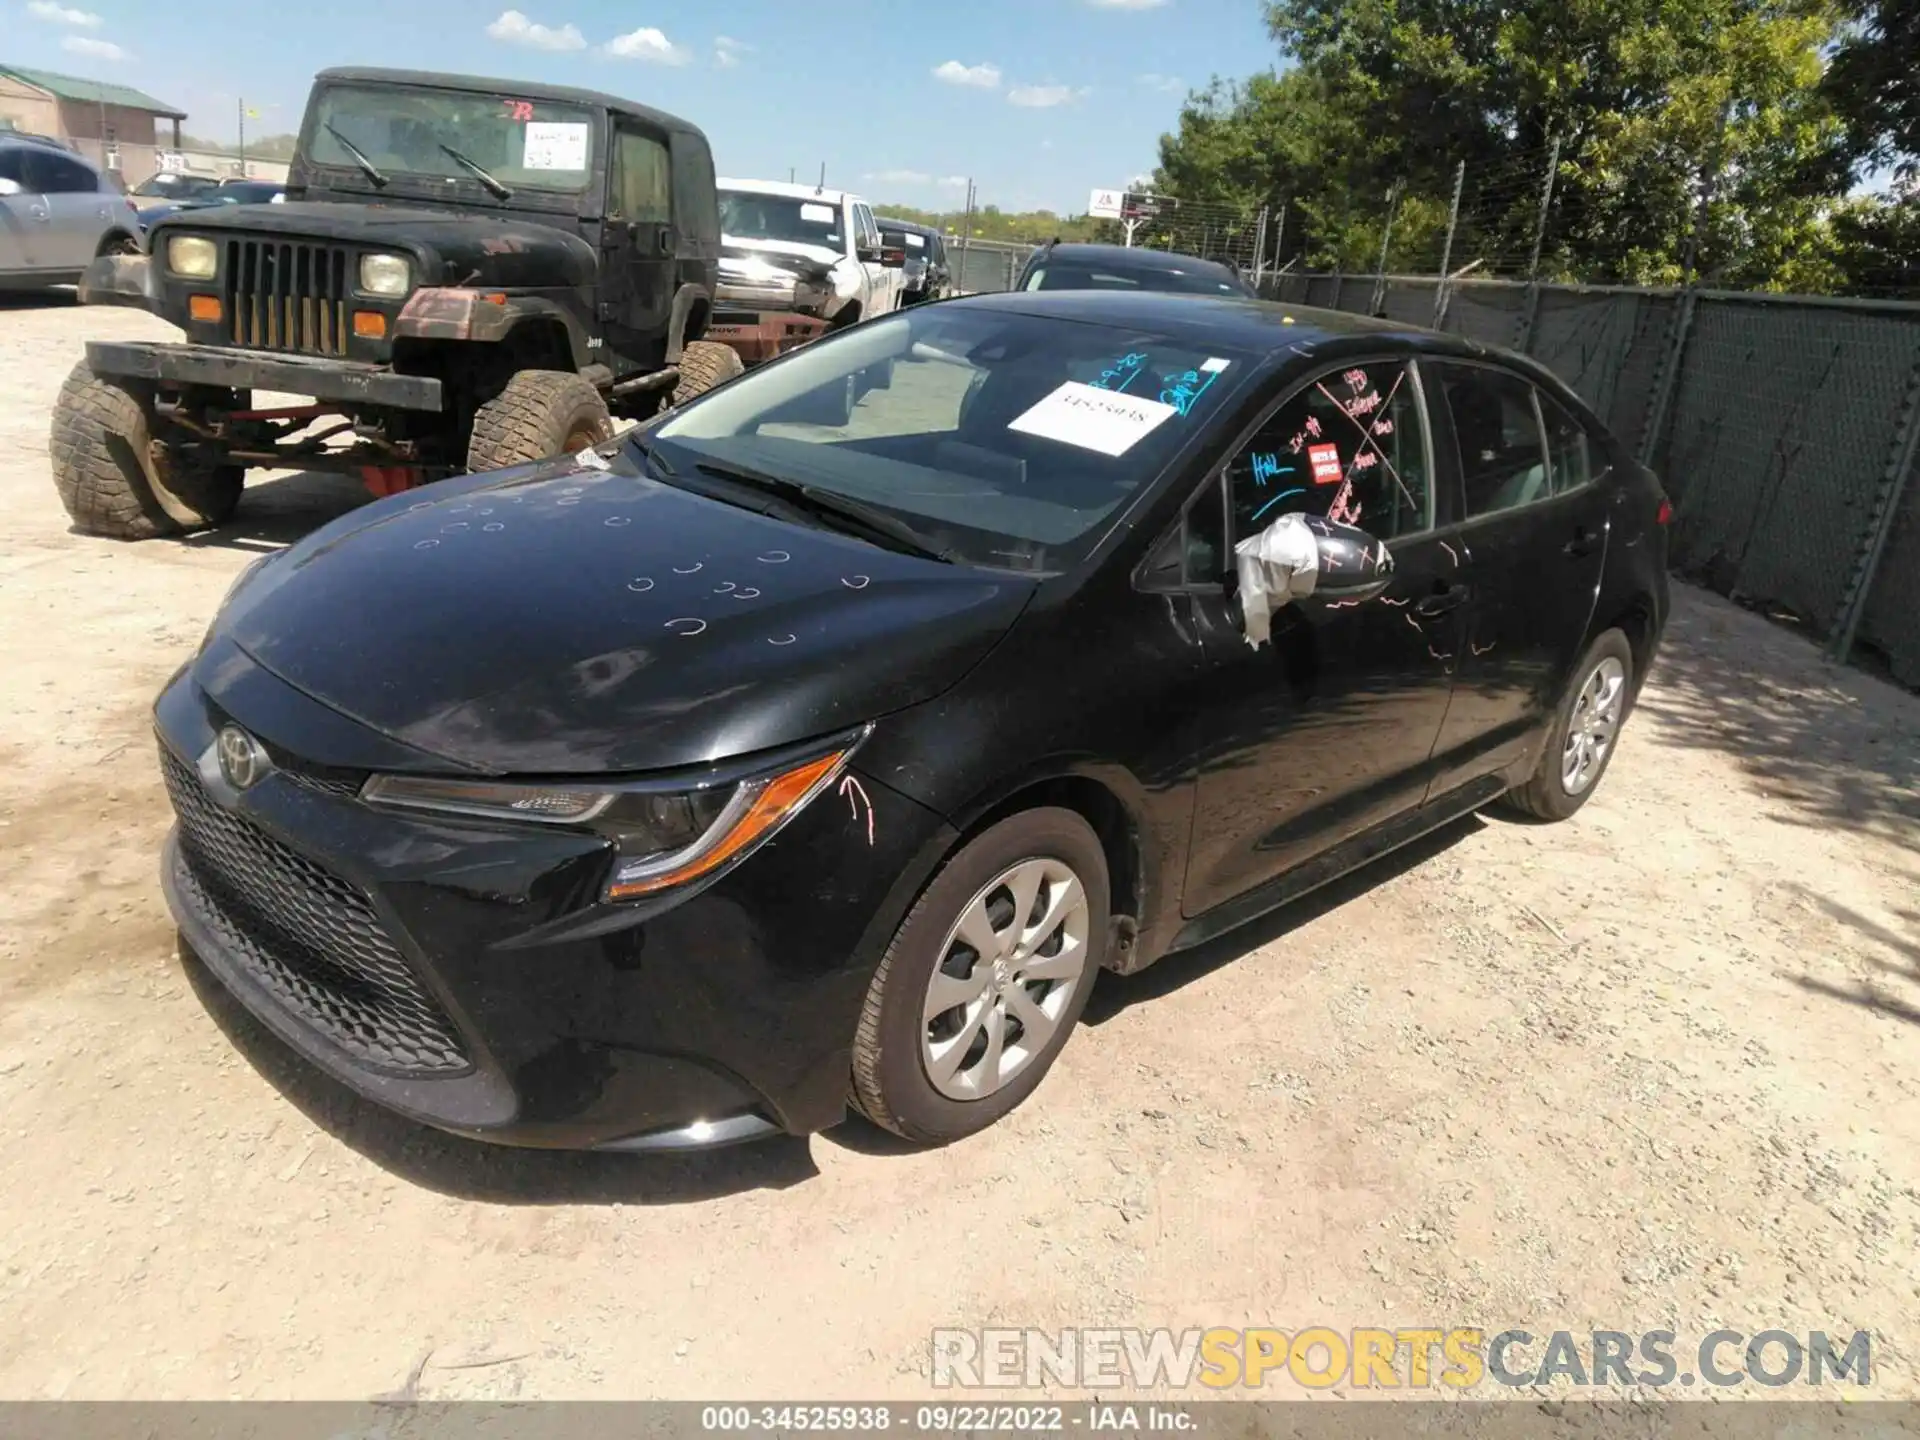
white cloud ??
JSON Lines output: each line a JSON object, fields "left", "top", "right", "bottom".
{"left": 1138, "top": 72, "right": 1186, "bottom": 93}
{"left": 61, "top": 33, "right": 125, "bottom": 58}
{"left": 1007, "top": 83, "right": 1089, "bottom": 108}
{"left": 865, "top": 168, "right": 932, "bottom": 185}
{"left": 27, "top": 1, "right": 101, "bottom": 26}
{"left": 938, "top": 176, "right": 970, "bottom": 189}
{"left": 604, "top": 25, "right": 690, "bottom": 63}
{"left": 932, "top": 60, "right": 1001, "bottom": 88}
{"left": 485, "top": 10, "right": 586, "bottom": 51}
{"left": 1087, "top": 0, "right": 1169, "bottom": 8}
{"left": 714, "top": 34, "right": 749, "bottom": 67}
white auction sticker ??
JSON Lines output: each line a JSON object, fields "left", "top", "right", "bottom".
{"left": 522, "top": 121, "right": 588, "bottom": 171}
{"left": 799, "top": 202, "right": 836, "bottom": 224}
{"left": 1200, "top": 356, "right": 1232, "bottom": 373}
{"left": 1007, "top": 381, "right": 1177, "bottom": 457}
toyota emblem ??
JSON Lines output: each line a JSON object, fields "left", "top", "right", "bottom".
{"left": 215, "top": 725, "right": 269, "bottom": 791}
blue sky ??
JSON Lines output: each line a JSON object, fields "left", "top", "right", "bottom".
{"left": 7, "top": 0, "right": 1277, "bottom": 213}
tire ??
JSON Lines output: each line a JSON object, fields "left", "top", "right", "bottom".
{"left": 48, "top": 359, "right": 241, "bottom": 538}
{"left": 850, "top": 807, "right": 1109, "bottom": 1144}
{"left": 670, "top": 340, "right": 744, "bottom": 408}
{"left": 99, "top": 231, "right": 140, "bottom": 257}
{"left": 466, "top": 369, "right": 612, "bottom": 473}
{"left": 1501, "top": 628, "right": 1634, "bottom": 822}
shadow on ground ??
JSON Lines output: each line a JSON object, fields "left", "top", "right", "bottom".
{"left": 175, "top": 469, "right": 373, "bottom": 552}
{"left": 1788, "top": 888, "right": 1920, "bottom": 1029}
{"left": 180, "top": 942, "right": 820, "bottom": 1204}
{"left": 1637, "top": 586, "right": 1920, "bottom": 859}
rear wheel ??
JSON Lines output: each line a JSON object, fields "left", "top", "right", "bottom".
{"left": 850, "top": 808, "right": 1107, "bottom": 1144}
{"left": 48, "top": 359, "right": 241, "bottom": 538}
{"left": 670, "top": 340, "right": 744, "bottom": 408}
{"left": 1501, "top": 628, "right": 1634, "bottom": 821}
{"left": 466, "top": 369, "right": 612, "bottom": 473}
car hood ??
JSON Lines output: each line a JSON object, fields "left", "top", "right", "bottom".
{"left": 721, "top": 235, "right": 846, "bottom": 272}
{"left": 216, "top": 450, "right": 1037, "bottom": 775}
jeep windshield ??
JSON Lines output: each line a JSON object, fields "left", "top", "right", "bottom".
{"left": 306, "top": 84, "right": 595, "bottom": 192}
{"left": 720, "top": 191, "right": 845, "bottom": 250}
{"left": 647, "top": 305, "right": 1253, "bottom": 572}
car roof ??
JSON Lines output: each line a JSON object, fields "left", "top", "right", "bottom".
{"left": 876, "top": 217, "right": 941, "bottom": 238}
{"left": 718, "top": 177, "right": 855, "bottom": 205}
{"left": 0, "top": 131, "right": 87, "bottom": 155}
{"left": 1030, "top": 242, "right": 1240, "bottom": 276}
{"left": 312, "top": 66, "right": 708, "bottom": 140}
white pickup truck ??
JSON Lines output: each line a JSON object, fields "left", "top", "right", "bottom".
{"left": 711, "top": 178, "right": 905, "bottom": 360}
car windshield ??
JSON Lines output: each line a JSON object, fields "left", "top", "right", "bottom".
{"left": 650, "top": 306, "right": 1254, "bottom": 572}
{"left": 306, "top": 84, "right": 595, "bottom": 192}
{"left": 720, "top": 191, "right": 845, "bottom": 250}
{"left": 217, "top": 182, "right": 283, "bottom": 202}
{"left": 132, "top": 174, "right": 214, "bottom": 197}
{"left": 1025, "top": 259, "right": 1248, "bottom": 296}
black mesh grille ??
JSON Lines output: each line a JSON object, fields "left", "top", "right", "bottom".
{"left": 160, "top": 743, "right": 470, "bottom": 1076}
{"left": 221, "top": 236, "right": 354, "bottom": 356}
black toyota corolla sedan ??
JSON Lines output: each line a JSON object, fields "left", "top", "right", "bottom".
{"left": 154, "top": 290, "right": 1669, "bottom": 1152}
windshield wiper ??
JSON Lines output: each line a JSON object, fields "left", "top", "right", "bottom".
{"left": 692, "top": 458, "right": 956, "bottom": 563}
{"left": 438, "top": 143, "right": 513, "bottom": 201}
{"left": 323, "top": 124, "right": 388, "bottom": 188}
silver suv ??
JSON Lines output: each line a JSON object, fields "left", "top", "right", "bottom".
{"left": 0, "top": 135, "right": 140, "bottom": 290}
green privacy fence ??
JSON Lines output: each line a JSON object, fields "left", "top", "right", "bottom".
{"left": 1266, "top": 272, "right": 1920, "bottom": 690}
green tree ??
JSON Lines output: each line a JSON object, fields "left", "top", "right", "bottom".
{"left": 1823, "top": 0, "right": 1920, "bottom": 179}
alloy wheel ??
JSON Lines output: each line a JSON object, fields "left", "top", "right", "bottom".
{"left": 1561, "top": 655, "right": 1627, "bottom": 795}
{"left": 920, "top": 857, "right": 1092, "bottom": 1101}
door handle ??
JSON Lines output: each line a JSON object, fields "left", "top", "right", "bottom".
{"left": 1564, "top": 525, "right": 1598, "bottom": 558}
{"left": 1414, "top": 582, "right": 1470, "bottom": 618}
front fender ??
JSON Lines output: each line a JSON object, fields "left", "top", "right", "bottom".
{"left": 393, "top": 289, "right": 591, "bottom": 369}
{"left": 666, "top": 283, "right": 713, "bottom": 363}
{"left": 78, "top": 253, "right": 160, "bottom": 311}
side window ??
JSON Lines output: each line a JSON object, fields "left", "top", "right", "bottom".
{"left": 1539, "top": 392, "right": 1598, "bottom": 493}
{"left": 671, "top": 133, "right": 719, "bottom": 241}
{"left": 608, "top": 128, "right": 671, "bottom": 223}
{"left": 23, "top": 150, "right": 97, "bottom": 193}
{"left": 1142, "top": 479, "right": 1228, "bottom": 589}
{"left": 1432, "top": 363, "right": 1551, "bottom": 518}
{"left": 0, "top": 148, "right": 24, "bottom": 188}
{"left": 1224, "top": 360, "right": 1432, "bottom": 545}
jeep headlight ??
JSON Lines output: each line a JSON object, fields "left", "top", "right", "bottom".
{"left": 167, "top": 235, "right": 217, "bottom": 279}
{"left": 359, "top": 253, "right": 411, "bottom": 296}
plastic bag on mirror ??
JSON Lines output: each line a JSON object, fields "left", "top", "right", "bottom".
{"left": 1232, "top": 512, "right": 1320, "bottom": 649}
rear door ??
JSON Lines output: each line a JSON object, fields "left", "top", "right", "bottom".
{"left": 852, "top": 201, "right": 890, "bottom": 313}
{"left": 0, "top": 148, "right": 40, "bottom": 274}
{"left": 1423, "top": 360, "right": 1610, "bottom": 795}
{"left": 22, "top": 147, "right": 109, "bottom": 272}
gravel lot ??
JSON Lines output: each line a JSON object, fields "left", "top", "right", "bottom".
{"left": 2, "top": 292, "right": 1918, "bottom": 1402}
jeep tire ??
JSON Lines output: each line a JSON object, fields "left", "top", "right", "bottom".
{"left": 466, "top": 370, "right": 614, "bottom": 473}
{"left": 49, "top": 359, "right": 242, "bottom": 539}
{"left": 671, "top": 340, "right": 744, "bottom": 409}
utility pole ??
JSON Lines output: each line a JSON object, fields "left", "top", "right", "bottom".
{"left": 1433, "top": 160, "right": 1466, "bottom": 328}
{"left": 1368, "top": 179, "right": 1404, "bottom": 315}
{"left": 237, "top": 97, "right": 246, "bottom": 174}
{"left": 1515, "top": 138, "right": 1562, "bottom": 353}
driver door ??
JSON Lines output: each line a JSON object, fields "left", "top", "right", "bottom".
{"left": 1179, "top": 356, "right": 1466, "bottom": 915}
{"left": 601, "top": 121, "right": 675, "bottom": 365}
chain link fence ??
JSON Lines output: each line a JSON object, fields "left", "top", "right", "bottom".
{"left": 1266, "top": 270, "right": 1920, "bottom": 690}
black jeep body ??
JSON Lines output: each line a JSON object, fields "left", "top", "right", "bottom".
{"left": 50, "top": 66, "right": 750, "bottom": 540}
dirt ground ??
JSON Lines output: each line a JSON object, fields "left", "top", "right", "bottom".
{"left": 1, "top": 293, "right": 1918, "bottom": 1403}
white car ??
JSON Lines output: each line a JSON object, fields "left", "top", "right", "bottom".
{"left": 716, "top": 178, "right": 903, "bottom": 328}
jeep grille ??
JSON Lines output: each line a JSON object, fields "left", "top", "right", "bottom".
{"left": 222, "top": 237, "right": 355, "bottom": 356}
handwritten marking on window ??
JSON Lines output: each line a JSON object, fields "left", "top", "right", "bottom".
{"left": 1090, "top": 351, "right": 1149, "bottom": 394}
{"left": 1250, "top": 452, "right": 1293, "bottom": 487}
{"left": 1250, "top": 488, "right": 1306, "bottom": 524}
{"left": 1316, "top": 371, "right": 1420, "bottom": 515}
{"left": 1158, "top": 367, "right": 1222, "bottom": 417}
{"left": 1343, "top": 369, "right": 1371, "bottom": 392}
{"left": 1373, "top": 417, "right": 1395, "bottom": 436}
{"left": 1351, "top": 451, "right": 1379, "bottom": 472}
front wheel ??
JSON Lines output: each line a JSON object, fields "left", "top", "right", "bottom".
{"left": 466, "top": 370, "right": 612, "bottom": 473}
{"left": 850, "top": 808, "right": 1108, "bottom": 1144}
{"left": 1501, "top": 628, "right": 1634, "bottom": 821}
{"left": 670, "top": 340, "right": 745, "bottom": 408}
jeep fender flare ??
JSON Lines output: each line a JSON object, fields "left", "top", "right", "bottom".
{"left": 394, "top": 289, "right": 593, "bottom": 370}
{"left": 667, "top": 284, "right": 713, "bottom": 363}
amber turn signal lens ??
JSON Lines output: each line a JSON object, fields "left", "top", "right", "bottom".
{"left": 604, "top": 750, "right": 849, "bottom": 900}
{"left": 352, "top": 310, "right": 387, "bottom": 339}
{"left": 187, "top": 294, "right": 222, "bottom": 323}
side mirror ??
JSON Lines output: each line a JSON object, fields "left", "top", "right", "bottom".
{"left": 879, "top": 247, "right": 908, "bottom": 268}
{"left": 1308, "top": 516, "right": 1394, "bottom": 599}
{"left": 855, "top": 243, "right": 881, "bottom": 264}
{"left": 1231, "top": 512, "right": 1393, "bottom": 647}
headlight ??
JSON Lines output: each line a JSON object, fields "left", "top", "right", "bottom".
{"left": 167, "top": 235, "right": 217, "bottom": 279}
{"left": 360, "top": 743, "right": 857, "bottom": 901}
{"left": 359, "top": 253, "right": 411, "bottom": 296}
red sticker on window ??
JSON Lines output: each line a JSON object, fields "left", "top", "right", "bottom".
{"left": 502, "top": 99, "right": 534, "bottom": 121}
{"left": 1308, "top": 443, "right": 1344, "bottom": 484}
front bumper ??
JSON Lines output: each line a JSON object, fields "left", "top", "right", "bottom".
{"left": 86, "top": 340, "right": 445, "bottom": 413}
{"left": 706, "top": 309, "right": 831, "bottom": 365}
{"left": 152, "top": 646, "right": 955, "bottom": 1150}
